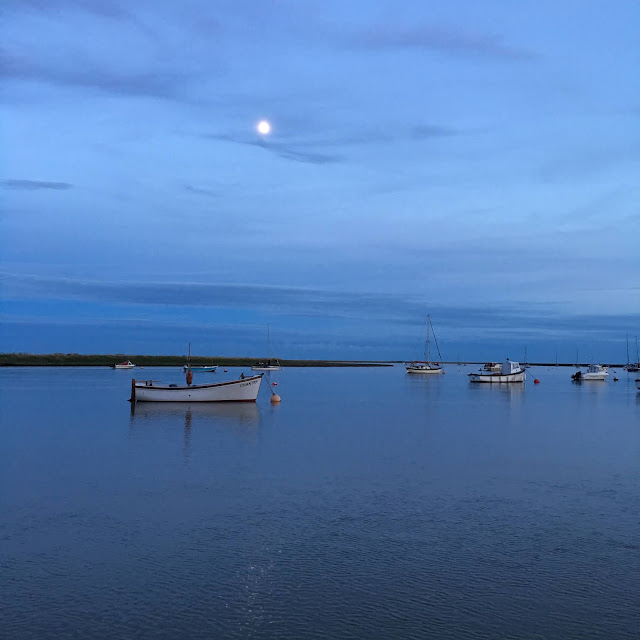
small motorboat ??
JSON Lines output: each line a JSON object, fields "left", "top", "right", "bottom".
{"left": 251, "top": 359, "right": 280, "bottom": 372}
{"left": 582, "top": 364, "right": 609, "bottom": 381}
{"left": 113, "top": 360, "right": 135, "bottom": 369}
{"left": 468, "top": 360, "right": 526, "bottom": 383}
{"left": 130, "top": 373, "right": 263, "bottom": 403}
{"left": 182, "top": 365, "right": 217, "bottom": 372}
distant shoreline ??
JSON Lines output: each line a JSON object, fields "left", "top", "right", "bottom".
{"left": 0, "top": 353, "right": 393, "bottom": 367}
{"left": 0, "top": 353, "right": 629, "bottom": 368}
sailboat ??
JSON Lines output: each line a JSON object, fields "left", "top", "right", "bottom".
{"left": 251, "top": 324, "right": 280, "bottom": 371}
{"left": 625, "top": 335, "right": 640, "bottom": 372}
{"left": 406, "top": 315, "right": 443, "bottom": 374}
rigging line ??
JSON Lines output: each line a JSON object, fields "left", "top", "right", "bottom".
{"left": 430, "top": 317, "right": 443, "bottom": 362}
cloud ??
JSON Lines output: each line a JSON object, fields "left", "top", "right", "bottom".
{"left": 3, "top": 272, "right": 638, "bottom": 336}
{"left": 348, "top": 24, "right": 535, "bottom": 61}
{"left": 1, "top": 179, "right": 73, "bottom": 190}
{"left": 183, "top": 184, "right": 220, "bottom": 197}
{"left": 1, "top": 49, "right": 190, "bottom": 100}
{"left": 203, "top": 122, "right": 457, "bottom": 164}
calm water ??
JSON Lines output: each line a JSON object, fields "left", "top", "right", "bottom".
{"left": 1, "top": 365, "right": 639, "bottom": 639}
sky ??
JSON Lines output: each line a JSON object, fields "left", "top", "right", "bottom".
{"left": 1, "top": 0, "right": 639, "bottom": 362}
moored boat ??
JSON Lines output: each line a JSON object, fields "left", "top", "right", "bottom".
{"left": 113, "top": 360, "right": 135, "bottom": 369}
{"left": 406, "top": 314, "right": 443, "bottom": 375}
{"left": 469, "top": 360, "right": 525, "bottom": 383}
{"left": 182, "top": 365, "right": 217, "bottom": 372}
{"left": 406, "top": 361, "right": 442, "bottom": 374}
{"left": 252, "top": 324, "right": 281, "bottom": 371}
{"left": 582, "top": 364, "right": 609, "bottom": 381}
{"left": 251, "top": 360, "right": 280, "bottom": 371}
{"left": 131, "top": 373, "right": 263, "bottom": 402}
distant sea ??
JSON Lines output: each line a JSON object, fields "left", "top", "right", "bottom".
{"left": 1, "top": 365, "right": 639, "bottom": 639}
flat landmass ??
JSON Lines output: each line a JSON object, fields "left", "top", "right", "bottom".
{"left": 0, "top": 353, "right": 628, "bottom": 368}
{"left": 0, "top": 353, "right": 393, "bottom": 367}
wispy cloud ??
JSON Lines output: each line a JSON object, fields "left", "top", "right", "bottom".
{"left": 1, "top": 179, "right": 73, "bottom": 190}
{"left": 1, "top": 50, "right": 190, "bottom": 100}
{"left": 183, "top": 184, "right": 220, "bottom": 197}
{"left": 348, "top": 24, "right": 535, "bottom": 61}
{"left": 204, "top": 122, "right": 457, "bottom": 164}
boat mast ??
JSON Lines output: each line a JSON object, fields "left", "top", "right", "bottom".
{"left": 267, "top": 324, "right": 271, "bottom": 362}
{"left": 626, "top": 334, "right": 630, "bottom": 367}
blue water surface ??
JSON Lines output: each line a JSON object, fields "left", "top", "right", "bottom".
{"left": 1, "top": 365, "right": 639, "bottom": 639}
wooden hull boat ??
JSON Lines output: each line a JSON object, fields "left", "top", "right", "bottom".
{"left": 131, "top": 374, "right": 263, "bottom": 402}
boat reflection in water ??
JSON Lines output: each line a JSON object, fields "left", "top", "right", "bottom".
{"left": 469, "top": 380, "right": 525, "bottom": 401}
{"left": 130, "top": 402, "right": 261, "bottom": 457}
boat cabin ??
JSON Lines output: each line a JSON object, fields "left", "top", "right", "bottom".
{"left": 501, "top": 360, "right": 521, "bottom": 374}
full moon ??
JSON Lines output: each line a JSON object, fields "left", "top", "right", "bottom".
{"left": 257, "top": 120, "right": 271, "bottom": 135}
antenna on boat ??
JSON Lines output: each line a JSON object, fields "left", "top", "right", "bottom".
{"left": 185, "top": 342, "right": 193, "bottom": 386}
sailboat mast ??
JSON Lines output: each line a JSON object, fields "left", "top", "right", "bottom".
{"left": 267, "top": 324, "right": 271, "bottom": 360}
{"left": 627, "top": 334, "right": 630, "bottom": 366}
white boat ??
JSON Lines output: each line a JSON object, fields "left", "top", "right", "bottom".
{"left": 582, "top": 364, "right": 609, "bottom": 381}
{"left": 625, "top": 336, "right": 639, "bottom": 372}
{"left": 483, "top": 362, "right": 501, "bottom": 371}
{"left": 468, "top": 360, "right": 526, "bottom": 383}
{"left": 406, "top": 314, "right": 443, "bottom": 374}
{"left": 131, "top": 373, "right": 263, "bottom": 403}
{"left": 252, "top": 324, "right": 281, "bottom": 371}
{"left": 251, "top": 360, "right": 280, "bottom": 372}
{"left": 113, "top": 360, "right": 135, "bottom": 369}
{"left": 406, "top": 361, "right": 442, "bottom": 374}
{"left": 182, "top": 365, "right": 217, "bottom": 372}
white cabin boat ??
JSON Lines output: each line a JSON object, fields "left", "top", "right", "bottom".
{"left": 113, "top": 360, "right": 135, "bottom": 369}
{"left": 582, "top": 364, "right": 608, "bottom": 381}
{"left": 131, "top": 373, "right": 263, "bottom": 403}
{"left": 468, "top": 360, "right": 526, "bottom": 383}
{"left": 483, "top": 362, "right": 501, "bottom": 371}
{"left": 251, "top": 360, "right": 280, "bottom": 371}
{"left": 182, "top": 365, "right": 217, "bottom": 372}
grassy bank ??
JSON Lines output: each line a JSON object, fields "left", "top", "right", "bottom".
{"left": 0, "top": 353, "right": 393, "bottom": 367}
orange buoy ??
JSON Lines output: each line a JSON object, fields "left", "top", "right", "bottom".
{"left": 270, "top": 394, "right": 281, "bottom": 404}
{"left": 186, "top": 370, "right": 193, "bottom": 386}
{"left": 534, "top": 378, "right": 540, "bottom": 384}
{"left": 224, "top": 369, "right": 228, "bottom": 372}
{"left": 272, "top": 382, "right": 278, "bottom": 386}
